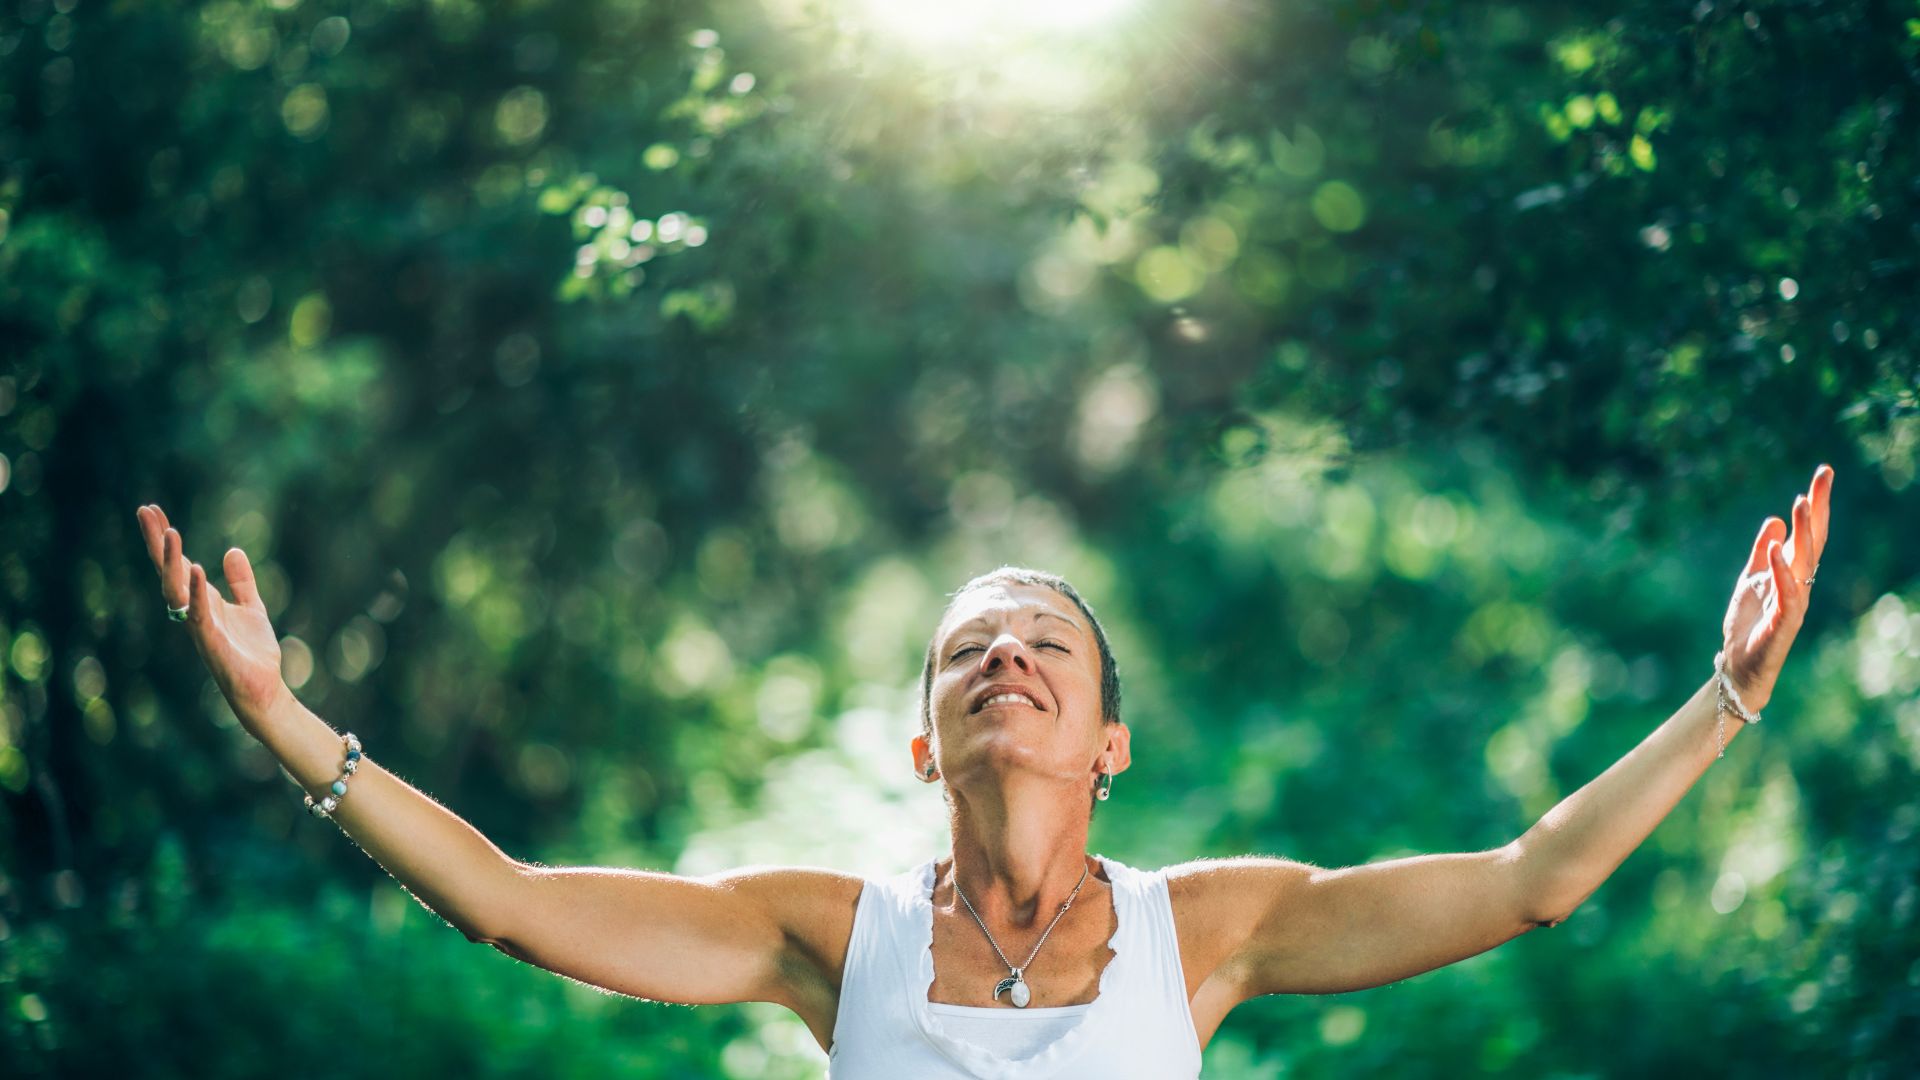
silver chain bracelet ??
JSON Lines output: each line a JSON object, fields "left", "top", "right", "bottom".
{"left": 1711, "top": 651, "right": 1761, "bottom": 759}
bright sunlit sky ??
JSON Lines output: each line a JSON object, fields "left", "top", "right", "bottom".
{"left": 854, "top": 0, "right": 1139, "bottom": 45}
{"left": 814, "top": 0, "right": 1154, "bottom": 112}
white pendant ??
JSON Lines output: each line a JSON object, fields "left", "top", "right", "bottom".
{"left": 993, "top": 972, "right": 1031, "bottom": 1008}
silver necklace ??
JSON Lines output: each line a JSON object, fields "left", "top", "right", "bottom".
{"left": 949, "top": 859, "right": 1090, "bottom": 1008}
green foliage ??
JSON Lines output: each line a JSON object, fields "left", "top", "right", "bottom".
{"left": 2, "top": 0, "right": 1916, "bottom": 1075}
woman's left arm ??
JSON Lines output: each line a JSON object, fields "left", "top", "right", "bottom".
{"left": 1511, "top": 463, "right": 1833, "bottom": 924}
{"left": 1179, "top": 466, "right": 1834, "bottom": 1006}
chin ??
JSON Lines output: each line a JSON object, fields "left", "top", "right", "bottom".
{"left": 948, "top": 737, "right": 1068, "bottom": 778}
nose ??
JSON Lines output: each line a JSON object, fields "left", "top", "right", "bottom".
{"left": 979, "top": 634, "right": 1034, "bottom": 675}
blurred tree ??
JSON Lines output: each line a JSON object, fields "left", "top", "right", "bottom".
{"left": 1, "top": 0, "right": 1914, "bottom": 1075}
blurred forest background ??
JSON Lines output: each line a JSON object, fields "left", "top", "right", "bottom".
{"left": 3, "top": 0, "right": 1918, "bottom": 1074}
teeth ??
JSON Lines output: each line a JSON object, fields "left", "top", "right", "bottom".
{"left": 981, "top": 692, "right": 1036, "bottom": 710}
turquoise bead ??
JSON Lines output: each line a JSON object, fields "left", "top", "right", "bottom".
{"left": 331, "top": 779, "right": 348, "bottom": 797}
{"left": 347, "top": 748, "right": 361, "bottom": 762}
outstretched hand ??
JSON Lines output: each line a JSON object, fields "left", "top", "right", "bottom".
{"left": 1720, "top": 465, "right": 1834, "bottom": 712}
{"left": 135, "top": 504, "right": 292, "bottom": 727}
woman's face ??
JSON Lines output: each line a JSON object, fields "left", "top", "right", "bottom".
{"left": 921, "top": 582, "right": 1115, "bottom": 788}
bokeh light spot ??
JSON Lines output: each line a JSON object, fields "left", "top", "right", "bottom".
{"left": 280, "top": 635, "right": 315, "bottom": 690}
{"left": 1134, "top": 246, "right": 1202, "bottom": 303}
{"left": 280, "top": 84, "right": 329, "bottom": 140}
{"left": 495, "top": 86, "right": 549, "bottom": 146}
{"left": 289, "top": 293, "right": 331, "bottom": 347}
{"left": 1310, "top": 181, "right": 1367, "bottom": 233}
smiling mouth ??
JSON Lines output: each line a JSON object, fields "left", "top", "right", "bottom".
{"left": 975, "top": 692, "right": 1043, "bottom": 713}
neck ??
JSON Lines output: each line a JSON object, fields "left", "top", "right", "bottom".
{"left": 943, "top": 774, "right": 1095, "bottom": 928}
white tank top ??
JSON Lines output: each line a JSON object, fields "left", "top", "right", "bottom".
{"left": 827, "top": 854, "right": 1204, "bottom": 1079}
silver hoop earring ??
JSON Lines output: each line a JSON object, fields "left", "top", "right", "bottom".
{"left": 1096, "top": 773, "right": 1113, "bottom": 802}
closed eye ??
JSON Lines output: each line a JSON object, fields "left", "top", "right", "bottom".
{"left": 948, "top": 641, "right": 1070, "bottom": 660}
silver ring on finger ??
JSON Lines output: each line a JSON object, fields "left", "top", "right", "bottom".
{"left": 167, "top": 602, "right": 190, "bottom": 622}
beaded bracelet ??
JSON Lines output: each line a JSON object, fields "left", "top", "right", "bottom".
{"left": 1711, "top": 651, "right": 1762, "bottom": 760}
{"left": 304, "top": 732, "right": 362, "bottom": 818}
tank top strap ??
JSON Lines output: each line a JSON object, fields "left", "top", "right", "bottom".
{"left": 841, "top": 858, "right": 940, "bottom": 1011}
{"left": 1101, "top": 859, "right": 1200, "bottom": 1035}
{"left": 829, "top": 860, "right": 946, "bottom": 1074}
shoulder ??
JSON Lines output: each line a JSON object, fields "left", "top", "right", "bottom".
{"left": 1163, "top": 856, "right": 1321, "bottom": 997}
{"left": 698, "top": 864, "right": 870, "bottom": 947}
{"left": 1165, "top": 854, "right": 1319, "bottom": 914}
{"left": 694, "top": 864, "right": 874, "bottom": 1019}
{"left": 699, "top": 862, "right": 872, "bottom": 900}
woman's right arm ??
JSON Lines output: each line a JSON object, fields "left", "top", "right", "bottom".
{"left": 135, "top": 505, "right": 862, "bottom": 1030}
{"left": 258, "top": 687, "right": 861, "bottom": 1017}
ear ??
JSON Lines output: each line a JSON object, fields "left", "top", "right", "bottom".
{"left": 911, "top": 732, "right": 938, "bottom": 781}
{"left": 1099, "top": 722, "right": 1132, "bottom": 776}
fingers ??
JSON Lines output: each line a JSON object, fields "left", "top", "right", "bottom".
{"left": 137, "top": 504, "right": 190, "bottom": 607}
{"left": 142, "top": 504, "right": 173, "bottom": 553}
{"left": 223, "top": 547, "right": 263, "bottom": 610}
{"left": 1786, "top": 493, "right": 1811, "bottom": 571}
{"left": 139, "top": 505, "right": 266, "bottom": 620}
{"left": 1745, "top": 517, "right": 1784, "bottom": 576}
{"left": 1766, "top": 538, "right": 1802, "bottom": 627}
{"left": 136, "top": 506, "right": 164, "bottom": 569}
{"left": 188, "top": 560, "right": 212, "bottom": 630}
{"left": 1786, "top": 461, "right": 1836, "bottom": 575}
{"left": 164, "top": 527, "right": 188, "bottom": 608}
{"left": 1809, "top": 463, "right": 1833, "bottom": 563}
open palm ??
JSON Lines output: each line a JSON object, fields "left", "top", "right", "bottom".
{"left": 136, "top": 504, "right": 291, "bottom": 725}
{"left": 1720, "top": 465, "right": 1834, "bottom": 712}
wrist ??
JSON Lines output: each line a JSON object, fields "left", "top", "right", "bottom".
{"left": 1728, "top": 671, "right": 1772, "bottom": 717}
{"left": 241, "top": 682, "right": 301, "bottom": 734}
{"left": 1712, "top": 651, "right": 1767, "bottom": 720}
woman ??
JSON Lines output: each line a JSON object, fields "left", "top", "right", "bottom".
{"left": 133, "top": 464, "right": 1832, "bottom": 1077}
